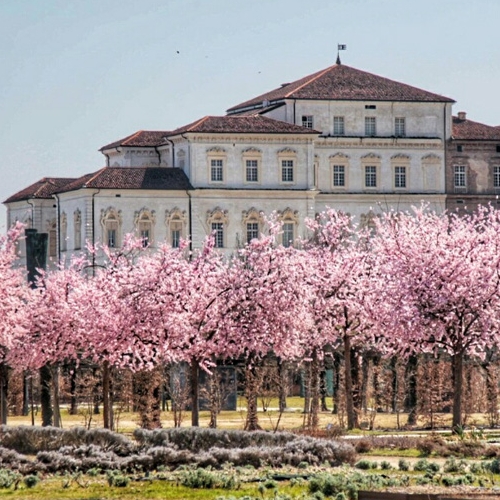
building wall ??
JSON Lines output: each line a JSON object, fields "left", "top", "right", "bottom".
{"left": 276, "top": 100, "right": 452, "bottom": 139}
{"left": 445, "top": 140, "right": 500, "bottom": 213}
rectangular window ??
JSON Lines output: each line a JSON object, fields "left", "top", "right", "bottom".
{"left": 394, "top": 166, "right": 406, "bottom": 188}
{"left": 211, "top": 222, "right": 224, "bottom": 248}
{"left": 365, "top": 165, "right": 377, "bottom": 188}
{"left": 171, "top": 229, "right": 180, "bottom": 248}
{"left": 281, "top": 159, "right": 294, "bottom": 182}
{"left": 246, "top": 222, "right": 259, "bottom": 243}
{"left": 333, "top": 116, "right": 345, "bottom": 135}
{"left": 395, "top": 117, "right": 406, "bottom": 137}
{"left": 494, "top": 166, "right": 500, "bottom": 188}
{"left": 454, "top": 165, "right": 466, "bottom": 187}
{"left": 282, "top": 223, "right": 294, "bottom": 248}
{"left": 333, "top": 165, "right": 345, "bottom": 187}
{"left": 211, "top": 159, "right": 223, "bottom": 182}
{"left": 365, "top": 117, "right": 376, "bottom": 136}
{"left": 246, "top": 159, "right": 258, "bottom": 182}
{"left": 302, "top": 115, "right": 313, "bottom": 129}
{"left": 140, "top": 229, "right": 150, "bottom": 247}
{"left": 108, "top": 229, "right": 117, "bottom": 248}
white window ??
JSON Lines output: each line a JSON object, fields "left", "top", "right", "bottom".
{"left": 166, "top": 208, "right": 186, "bottom": 248}
{"left": 302, "top": 115, "right": 313, "bottom": 129}
{"left": 282, "top": 223, "right": 294, "bottom": 248}
{"left": 246, "top": 159, "right": 258, "bottom": 182}
{"left": 394, "top": 166, "right": 406, "bottom": 188}
{"left": 74, "top": 210, "right": 81, "bottom": 250}
{"left": 48, "top": 221, "right": 57, "bottom": 257}
{"left": 365, "top": 117, "right": 376, "bottom": 136}
{"left": 365, "top": 165, "right": 377, "bottom": 188}
{"left": 282, "top": 160, "right": 294, "bottom": 182}
{"left": 494, "top": 166, "right": 500, "bottom": 188}
{"left": 107, "top": 228, "right": 117, "bottom": 248}
{"left": 454, "top": 165, "right": 466, "bottom": 188}
{"left": 246, "top": 222, "right": 259, "bottom": 243}
{"left": 60, "top": 213, "right": 67, "bottom": 252}
{"left": 395, "top": 117, "right": 406, "bottom": 137}
{"left": 333, "top": 116, "right": 345, "bottom": 136}
{"left": 333, "top": 165, "right": 345, "bottom": 187}
{"left": 211, "top": 159, "right": 224, "bottom": 182}
{"left": 212, "top": 222, "right": 224, "bottom": 248}
{"left": 101, "top": 208, "right": 122, "bottom": 249}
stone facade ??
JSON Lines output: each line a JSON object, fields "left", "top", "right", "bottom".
{"left": 4, "top": 61, "right": 498, "bottom": 266}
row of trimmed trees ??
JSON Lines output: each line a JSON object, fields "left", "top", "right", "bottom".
{"left": 2, "top": 206, "right": 500, "bottom": 431}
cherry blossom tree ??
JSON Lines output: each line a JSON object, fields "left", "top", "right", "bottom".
{"left": 0, "top": 222, "right": 28, "bottom": 424}
{"left": 372, "top": 206, "right": 500, "bottom": 429}
{"left": 304, "top": 209, "right": 374, "bottom": 430}
{"left": 216, "top": 221, "right": 312, "bottom": 430}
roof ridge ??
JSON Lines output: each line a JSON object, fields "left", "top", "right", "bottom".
{"left": 122, "top": 130, "right": 144, "bottom": 146}
{"left": 284, "top": 64, "right": 336, "bottom": 98}
{"left": 83, "top": 167, "right": 108, "bottom": 187}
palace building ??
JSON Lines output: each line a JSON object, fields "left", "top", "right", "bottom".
{"left": 5, "top": 59, "right": 500, "bottom": 265}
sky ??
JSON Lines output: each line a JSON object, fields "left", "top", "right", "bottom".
{"left": 1, "top": 0, "right": 499, "bottom": 231}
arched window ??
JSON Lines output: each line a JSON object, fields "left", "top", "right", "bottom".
{"left": 100, "top": 207, "right": 122, "bottom": 249}
{"left": 60, "top": 212, "right": 67, "bottom": 252}
{"left": 278, "top": 208, "right": 299, "bottom": 247}
{"left": 134, "top": 208, "right": 156, "bottom": 247}
{"left": 74, "top": 209, "right": 82, "bottom": 250}
{"left": 207, "top": 207, "right": 229, "bottom": 248}
{"left": 46, "top": 219, "right": 57, "bottom": 257}
{"left": 242, "top": 207, "right": 264, "bottom": 244}
{"left": 165, "top": 207, "right": 187, "bottom": 248}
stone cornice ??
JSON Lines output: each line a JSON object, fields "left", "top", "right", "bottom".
{"left": 315, "top": 137, "right": 442, "bottom": 149}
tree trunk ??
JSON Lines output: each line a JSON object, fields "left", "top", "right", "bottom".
{"left": 390, "top": 356, "right": 398, "bottom": 413}
{"left": 0, "top": 363, "right": 8, "bottom": 424}
{"left": 69, "top": 366, "right": 78, "bottom": 415}
{"left": 40, "top": 365, "right": 53, "bottom": 427}
{"left": 405, "top": 355, "right": 418, "bottom": 425}
{"left": 190, "top": 358, "right": 200, "bottom": 427}
{"left": 102, "top": 361, "right": 111, "bottom": 429}
{"left": 308, "top": 352, "right": 320, "bottom": 430}
{"left": 452, "top": 351, "right": 464, "bottom": 430}
{"left": 332, "top": 353, "right": 341, "bottom": 414}
{"left": 277, "top": 361, "right": 288, "bottom": 412}
{"left": 483, "top": 358, "right": 499, "bottom": 427}
{"left": 244, "top": 364, "right": 262, "bottom": 431}
{"left": 134, "top": 368, "right": 162, "bottom": 429}
{"left": 343, "top": 335, "right": 358, "bottom": 429}
{"left": 52, "top": 365, "right": 61, "bottom": 428}
{"left": 360, "top": 354, "right": 369, "bottom": 412}
{"left": 22, "top": 372, "right": 29, "bottom": 416}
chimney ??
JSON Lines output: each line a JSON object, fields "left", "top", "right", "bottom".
{"left": 458, "top": 111, "right": 467, "bottom": 121}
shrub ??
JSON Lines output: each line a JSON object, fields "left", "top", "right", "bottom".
{"left": 489, "top": 458, "right": 500, "bottom": 474}
{"left": 23, "top": 475, "right": 39, "bottom": 488}
{"left": 398, "top": 459, "right": 410, "bottom": 471}
{"left": 443, "top": 456, "right": 467, "bottom": 473}
{"left": 0, "top": 468, "right": 19, "bottom": 489}
{"left": 380, "top": 460, "right": 392, "bottom": 470}
{"left": 413, "top": 459, "right": 429, "bottom": 471}
{"left": 354, "top": 459, "right": 372, "bottom": 470}
{"left": 106, "top": 470, "right": 130, "bottom": 487}
{"left": 354, "top": 439, "right": 372, "bottom": 453}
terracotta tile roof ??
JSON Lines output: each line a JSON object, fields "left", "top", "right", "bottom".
{"left": 227, "top": 63, "right": 455, "bottom": 113}
{"left": 4, "top": 177, "right": 77, "bottom": 203}
{"left": 228, "top": 103, "right": 286, "bottom": 117}
{"left": 167, "top": 115, "right": 319, "bottom": 136}
{"left": 100, "top": 130, "right": 170, "bottom": 151}
{"left": 452, "top": 116, "right": 500, "bottom": 140}
{"left": 56, "top": 167, "right": 193, "bottom": 193}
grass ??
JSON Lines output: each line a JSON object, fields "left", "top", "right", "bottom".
{"left": 0, "top": 477, "right": 264, "bottom": 499}
{"left": 9, "top": 396, "right": 494, "bottom": 433}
